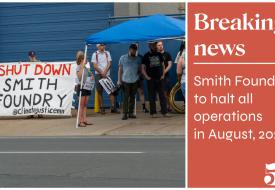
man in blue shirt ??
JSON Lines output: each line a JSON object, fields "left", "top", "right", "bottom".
{"left": 118, "top": 44, "right": 141, "bottom": 120}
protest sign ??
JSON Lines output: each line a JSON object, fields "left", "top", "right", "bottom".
{"left": 0, "top": 62, "right": 76, "bottom": 116}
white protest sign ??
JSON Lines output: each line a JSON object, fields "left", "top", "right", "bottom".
{"left": 0, "top": 62, "right": 77, "bottom": 116}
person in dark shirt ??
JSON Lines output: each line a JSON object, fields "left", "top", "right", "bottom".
{"left": 156, "top": 41, "right": 173, "bottom": 112}
{"left": 141, "top": 42, "right": 169, "bottom": 117}
{"left": 136, "top": 48, "right": 149, "bottom": 113}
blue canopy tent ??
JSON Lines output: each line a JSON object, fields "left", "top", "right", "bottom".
{"left": 83, "top": 14, "right": 185, "bottom": 63}
{"left": 85, "top": 14, "right": 185, "bottom": 44}
{"left": 76, "top": 14, "right": 185, "bottom": 128}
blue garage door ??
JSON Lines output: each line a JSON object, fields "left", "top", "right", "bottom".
{"left": 0, "top": 3, "right": 114, "bottom": 108}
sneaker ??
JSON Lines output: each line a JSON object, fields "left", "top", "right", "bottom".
{"left": 162, "top": 113, "right": 172, "bottom": 118}
{"left": 142, "top": 107, "right": 149, "bottom": 113}
{"left": 151, "top": 114, "right": 158, "bottom": 118}
{"left": 129, "top": 114, "right": 136, "bottom": 119}
{"left": 122, "top": 114, "right": 128, "bottom": 120}
{"left": 111, "top": 108, "right": 120, "bottom": 114}
{"left": 159, "top": 109, "right": 172, "bottom": 113}
{"left": 100, "top": 108, "right": 106, "bottom": 114}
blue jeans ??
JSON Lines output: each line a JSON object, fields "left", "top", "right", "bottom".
{"left": 181, "top": 82, "right": 185, "bottom": 98}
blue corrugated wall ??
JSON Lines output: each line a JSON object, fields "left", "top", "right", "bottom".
{"left": 0, "top": 3, "right": 114, "bottom": 62}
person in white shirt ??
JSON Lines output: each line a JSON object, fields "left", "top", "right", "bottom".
{"left": 176, "top": 42, "right": 185, "bottom": 97}
{"left": 92, "top": 44, "right": 119, "bottom": 114}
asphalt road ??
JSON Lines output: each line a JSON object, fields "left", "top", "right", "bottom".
{"left": 0, "top": 136, "right": 185, "bottom": 187}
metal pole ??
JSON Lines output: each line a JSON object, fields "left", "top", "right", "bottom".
{"left": 137, "top": 3, "right": 141, "bottom": 16}
{"left": 76, "top": 44, "right": 88, "bottom": 128}
{"left": 134, "top": 96, "right": 137, "bottom": 116}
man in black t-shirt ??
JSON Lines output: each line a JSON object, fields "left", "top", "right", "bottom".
{"left": 141, "top": 42, "right": 169, "bottom": 117}
{"left": 156, "top": 41, "right": 173, "bottom": 112}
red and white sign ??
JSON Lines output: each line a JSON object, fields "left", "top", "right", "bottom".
{"left": 0, "top": 62, "right": 76, "bottom": 116}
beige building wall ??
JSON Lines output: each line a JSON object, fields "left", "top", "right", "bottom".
{"left": 114, "top": 3, "right": 185, "bottom": 17}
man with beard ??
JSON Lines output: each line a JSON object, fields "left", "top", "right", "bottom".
{"left": 156, "top": 41, "right": 173, "bottom": 112}
{"left": 118, "top": 44, "right": 141, "bottom": 120}
{"left": 142, "top": 42, "right": 169, "bottom": 118}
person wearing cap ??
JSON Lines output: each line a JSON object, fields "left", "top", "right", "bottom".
{"left": 91, "top": 44, "right": 119, "bottom": 114}
{"left": 156, "top": 41, "right": 173, "bottom": 112}
{"left": 142, "top": 42, "right": 169, "bottom": 118}
{"left": 118, "top": 44, "right": 141, "bottom": 120}
{"left": 27, "top": 51, "right": 42, "bottom": 119}
{"left": 28, "top": 51, "right": 40, "bottom": 62}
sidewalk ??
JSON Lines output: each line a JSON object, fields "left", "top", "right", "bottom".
{"left": 0, "top": 109, "right": 185, "bottom": 137}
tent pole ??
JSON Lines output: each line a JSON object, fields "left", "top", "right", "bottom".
{"left": 134, "top": 95, "right": 137, "bottom": 116}
{"left": 76, "top": 44, "right": 88, "bottom": 128}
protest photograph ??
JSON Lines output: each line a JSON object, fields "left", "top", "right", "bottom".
{"left": 0, "top": 1, "right": 185, "bottom": 188}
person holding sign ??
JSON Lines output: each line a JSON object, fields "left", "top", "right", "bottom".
{"left": 92, "top": 44, "right": 120, "bottom": 114}
{"left": 76, "top": 51, "right": 94, "bottom": 127}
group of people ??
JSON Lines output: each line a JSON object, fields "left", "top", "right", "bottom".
{"left": 76, "top": 41, "right": 185, "bottom": 127}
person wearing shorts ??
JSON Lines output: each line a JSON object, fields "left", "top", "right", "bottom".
{"left": 92, "top": 44, "right": 119, "bottom": 114}
{"left": 76, "top": 51, "right": 94, "bottom": 127}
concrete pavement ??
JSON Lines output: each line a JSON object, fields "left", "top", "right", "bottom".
{"left": 0, "top": 109, "right": 185, "bottom": 136}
